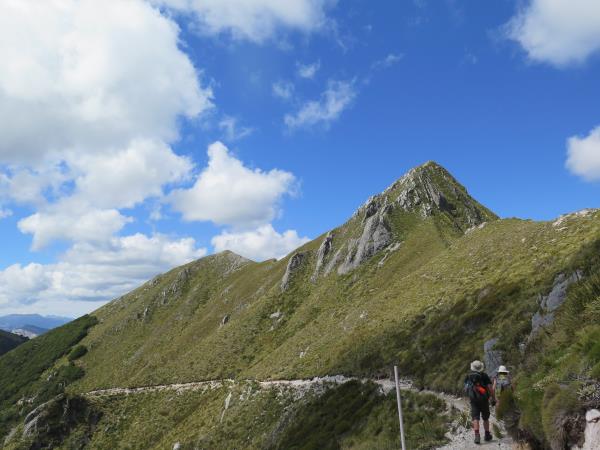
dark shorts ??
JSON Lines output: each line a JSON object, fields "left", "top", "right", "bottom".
{"left": 470, "top": 399, "right": 490, "bottom": 421}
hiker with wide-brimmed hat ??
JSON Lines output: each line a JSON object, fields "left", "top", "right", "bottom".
{"left": 493, "top": 365, "right": 513, "bottom": 410}
{"left": 464, "top": 360, "right": 496, "bottom": 444}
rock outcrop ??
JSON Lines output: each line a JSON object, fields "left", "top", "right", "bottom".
{"left": 338, "top": 196, "right": 392, "bottom": 274}
{"left": 311, "top": 232, "right": 334, "bottom": 282}
{"left": 483, "top": 338, "right": 503, "bottom": 377}
{"left": 281, "top": 252, "right": 307, "bottom": 292}
{"left": 530, "top": 272, "right": 583, "bottom": 338}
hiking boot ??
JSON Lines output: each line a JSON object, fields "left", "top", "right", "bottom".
{"left": 484, "top": 431, "right": 493, "bottom": 442}
{"left": 474, "top": 433, "right": 481, "bottom": 444}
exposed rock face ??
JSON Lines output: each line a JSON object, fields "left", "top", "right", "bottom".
{"left": 531, "top": 272, "right": 583, "bottom": 337}
{"left": 384, "top": 161, "right": 495, "bottom": 228}
{"left": 332, "top": 161, "right": 495, "bottom": 275}
{"left": 483, "top": 338, "right": 503, "bottom": 377}
{"left": 21, "top": 395, "right": 101, "bottom": 448}
{"left": 311, "top": 232, "right": 334, "bottom": 282}
{"left": 339, "top": 197, "right": 392, "bottom": 274}
{"left": 281, "top": 252, "right": 307, "bottom": 292}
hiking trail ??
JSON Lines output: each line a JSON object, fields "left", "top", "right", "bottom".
{"left": 83, "top": 376, "right": 515, "bottom": 449}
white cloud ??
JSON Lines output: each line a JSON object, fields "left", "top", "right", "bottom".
{"left": 567, "top": 125, "right": 600, "bottom": 181}
{"left": 0, "top": 209, "right": 12, "bottom": 219}
{"left": 297, "top": 60, "right": 320, "bottom": 79}
{"left": 152, "top": 0, "right": 335, "bottom": 42}
{"left": 70, "top": 139, "right": 192, "bottom": 210}
{"left": 18, "top": 206, "right": 132, "bottom": 251}
{"left": 170, "top": 142, "right": 296, "bottom": 228}
{"left": 371, "top": 53, "right": 403, "bottom": 71}
{"left": 0, "top": 0, "right": 209, "bottom": 252}
{"left": 0, "top": 0, "right": 212, "bottom": 165}
{"left": 505, "top": 0, "right": 600, "bottom": 66}
{"left": 219, "top": 116, "right": 254, "bottom": 141}
{"left": 0, "top": 233, "right": 206, "bottom": 315}
{"left": 212, "top": 224, "right": 309, "bottom": 261}
{"left": 14, "top": 139, "right": 193, "bottom": 250}
{"left": 284, "top": 80, "right": 356, "bottom": 129}
{"left": 272, "top": 80, "right": 295, "bottom": 100}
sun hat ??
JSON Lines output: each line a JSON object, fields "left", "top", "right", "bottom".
{"left": 470, "top": 360, "right": 484, "bottom": 372}
{"left": 497, "top": 365, "right": 509, "bottom": 374}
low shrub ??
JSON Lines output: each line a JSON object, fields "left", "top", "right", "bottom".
{"left": 68, "top": 344, "right": 88, "bottom": 361}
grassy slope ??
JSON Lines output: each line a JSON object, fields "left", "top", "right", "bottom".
{"left": 72, "top": 212, "right": 600, "bottom": 392}
{"left": 0, "top": 329, "right": 27, "bottom": 356}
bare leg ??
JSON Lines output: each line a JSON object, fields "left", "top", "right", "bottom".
{"left": 483, "top": 420, "right": 490, "bottom": 432}
{"left": 472, "top": 419, "right": 480, "bottom": 433}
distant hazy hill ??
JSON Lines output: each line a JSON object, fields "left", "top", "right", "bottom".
{"left": 0, "top": 329, "right": 27, "bottom": 356}
{"left": 0, "top": 314, "right": 71, "bottom": 334}
{"left": 2, "top": 162, "right": 600, "bottom": 450}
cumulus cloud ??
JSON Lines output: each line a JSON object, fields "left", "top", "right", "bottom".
{"left": 0, "top": 233, "right": 206, "bottom": 315}
{"left": 71, "top": 139, "right": 193, "bottom": 210}
{"left": 152, "top": 0, "right": 335, "bottom": 42}
{"left": 212, "top": 224, "right": 309, "bottom": 261}
{"left": 0, "top": 0, "right": 211, "bottom": 252}
{"left": 297, "top": 61, "right": 320, "bottom": 79}
{"left": 14, "top": 139, "right": 193, "bottom": 250}
{"left": 272, "top": 80, "right": 295, "bottom": 100}
{"left": 505, "top": 0, "right": 600, "bottom": 66}
{"left": 170, "top": 142, "right": 296, "bottom": 228}
{"left": 18, "top": 206, "right": 132, "bottom": 251}
{"left": 566, "top": 125, "right": 600, "bottom": 181}
{"left": 0, "top": 0, "right": 212, "bottom": 165}
{"left": 284, "top": 80, "right": 356, "bottom": 129}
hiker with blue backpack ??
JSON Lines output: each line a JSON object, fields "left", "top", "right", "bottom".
{"left": 464, "top": 360, "right": 496, "bottom": 444}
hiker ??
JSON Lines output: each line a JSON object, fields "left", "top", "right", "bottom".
{"left": 464, "top": 360, "right": 496, "bottom": 444}
{"left": 493, "top": 365, "right": 512, "bottom": 409}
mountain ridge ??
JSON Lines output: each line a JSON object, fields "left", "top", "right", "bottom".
{"left": 2, "top": 162, "right": 600, "bottom": 449}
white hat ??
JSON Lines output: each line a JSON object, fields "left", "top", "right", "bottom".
{"left": 497, "top": 365, "right": 509, "bottom": 373}
{"left": 470, "top": 360, "right": 484, "bottom": 372}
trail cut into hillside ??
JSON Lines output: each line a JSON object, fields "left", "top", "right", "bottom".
{"left": 83, "top": 375, "right": 515, "bottom": 449}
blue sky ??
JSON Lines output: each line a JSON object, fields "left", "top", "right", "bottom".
{"left": 1, "top": 0, "right": 600, "bottom": 317}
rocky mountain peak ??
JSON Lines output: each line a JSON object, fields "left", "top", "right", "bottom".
{"left": 356, "top": 161, "right": 497, "bottom": 230}
{"left": 316, "top": 161, "right": 498, "bottom": 277}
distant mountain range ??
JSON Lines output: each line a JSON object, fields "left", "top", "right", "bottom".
{"left": 0, "top": 314, "right": 72, "bottom": 337}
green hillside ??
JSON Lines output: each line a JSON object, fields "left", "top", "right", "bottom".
{"left": 0, "top": 330, "right": 27, "bottom": 357}
{"left": 2, "top": 162, "right": 599, "bottom": 449}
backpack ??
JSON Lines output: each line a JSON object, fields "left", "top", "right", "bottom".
{"left": 464, "top": 372, "right": 489, "bottom": 401}
{"left": 495, "top": 373, "right": 511, "bottom": 394}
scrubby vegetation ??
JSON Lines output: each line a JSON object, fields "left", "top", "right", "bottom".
{"left": 68, "top": 344, "right": 88, "bottom": 361}
{"left": 0, "top": 314, "right": 97, "bottom": 438}
{"left": 48, "top": 381, "right": 449, "bottom": 450}
{"left": 0, "top": 329, "right": 27, "bottom": 356}
{"left": 498, "top": 243, "right": 600, "bottom": 449}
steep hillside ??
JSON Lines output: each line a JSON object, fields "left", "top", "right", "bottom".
{"left": 2, "top": 162, "right": 600, "bottom": 449}
{"left": 0, "top": 330, "right": 27, "bottom": 356}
